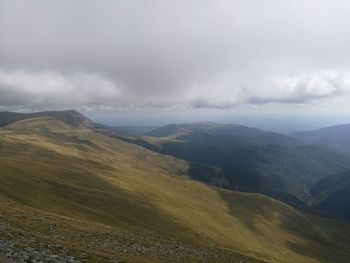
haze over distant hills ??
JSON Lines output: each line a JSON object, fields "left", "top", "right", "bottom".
{"left": 292, "top": 124, "right": 350, "bottom": 156}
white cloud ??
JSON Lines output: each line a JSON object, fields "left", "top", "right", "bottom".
{"left": 0, "top": 69, "right": 121, "bottom": 108}
{"left": 248, "top": 71, "right": 350, "bottom": 104}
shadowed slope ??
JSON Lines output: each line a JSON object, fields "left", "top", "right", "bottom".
{"left": 309, "top": 171, "right": 350, "bottom": 221}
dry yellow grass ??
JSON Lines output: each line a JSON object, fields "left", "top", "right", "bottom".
{"left": 0, "top": 119, "right": 350, "bottom": 262}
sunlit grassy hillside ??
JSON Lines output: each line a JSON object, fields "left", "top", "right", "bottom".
{"left": 0, "top": 117, "right": 350, "bottom": 262}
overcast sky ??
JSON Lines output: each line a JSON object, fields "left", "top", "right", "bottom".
{"left": 1, "top": 0, "right": 350, "bottom": 129}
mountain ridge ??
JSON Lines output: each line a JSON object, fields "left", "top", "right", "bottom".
{"left": 2, "top": 111, "right": 350, "bottom": 220}
{"left": 0, "top": 110, "right": 96, "bottom": 130}
{"left": 1, "top": 115, "right": 350, "bottom": 262}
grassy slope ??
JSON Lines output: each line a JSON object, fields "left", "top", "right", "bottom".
{"left": 0, "top": 198, "right": 257, "bottom": 263}
{"left": 0, "top": 119, "right": 350, "bottom": 262}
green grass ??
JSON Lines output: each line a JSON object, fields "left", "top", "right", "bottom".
{"left": 0, "top": 119, "right": 350, "bottom": 262}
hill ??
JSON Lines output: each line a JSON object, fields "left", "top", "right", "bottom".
{"left": 96, "top": 119, "right": 350, "bottom": 218}
{"left": 309, "top": 171, "right": 350, "bottom": 221}
{"left": 292, "top": 123, "right": 350, "bottom": 156}
{"left": 111, "top": 125, "right": 159, "bottom": 135}
{"left": 0, "top": 110, "right": 96, "bottom": 130}
{"left": 145, "top": 124, "right": 187, "bottom": 137}
{"left": 146, "top": 122, "right": 301, "bottom": 147}
{"left": 248, "top": 132, "right": 302, "bottom": 146}
{"left": 127, "top": 126, "right": 350, "bottom": 204}
{"left": 145, "top": 122, "right": 262, "bottom": 139}
{"left": 1, "top": 114, "right": 350, "bottom": 262}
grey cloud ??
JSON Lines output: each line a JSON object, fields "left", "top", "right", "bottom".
{"left": 249, "top": 96, "right": 322, "bottom": 105}
{"left": 191, "top": 98, "right": 238, "bottom": 109}
{"left": 1, "top": 0, "right": 350, "bottom": 111}
{"left": 0, "top": 70, "right": 121, "bottom": 109}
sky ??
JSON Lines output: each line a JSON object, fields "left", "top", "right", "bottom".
{"left": 1, "top": 0, "right": 350, "bottom": 131}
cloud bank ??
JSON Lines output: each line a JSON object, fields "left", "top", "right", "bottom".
{"left": 1, "top": 0, "right": 350, "bottom": 112}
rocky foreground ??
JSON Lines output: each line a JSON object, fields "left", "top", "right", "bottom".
{"left": 0, "top": 199, "right": 263, "bottom": 263}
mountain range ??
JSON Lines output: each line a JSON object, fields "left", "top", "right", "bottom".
{"left": 0, "top": 110, "right": 350, "bottom": 262}
{"left": 112, "top": 120, "right": 350, "bottom": 216}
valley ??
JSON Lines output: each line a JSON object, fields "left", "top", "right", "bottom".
{"left": 112, "top": 121, "right": 350, "bottom": 218}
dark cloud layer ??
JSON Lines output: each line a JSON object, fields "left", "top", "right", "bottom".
{"left": 1, "top": 0, "right": 350, "bottom": 112}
